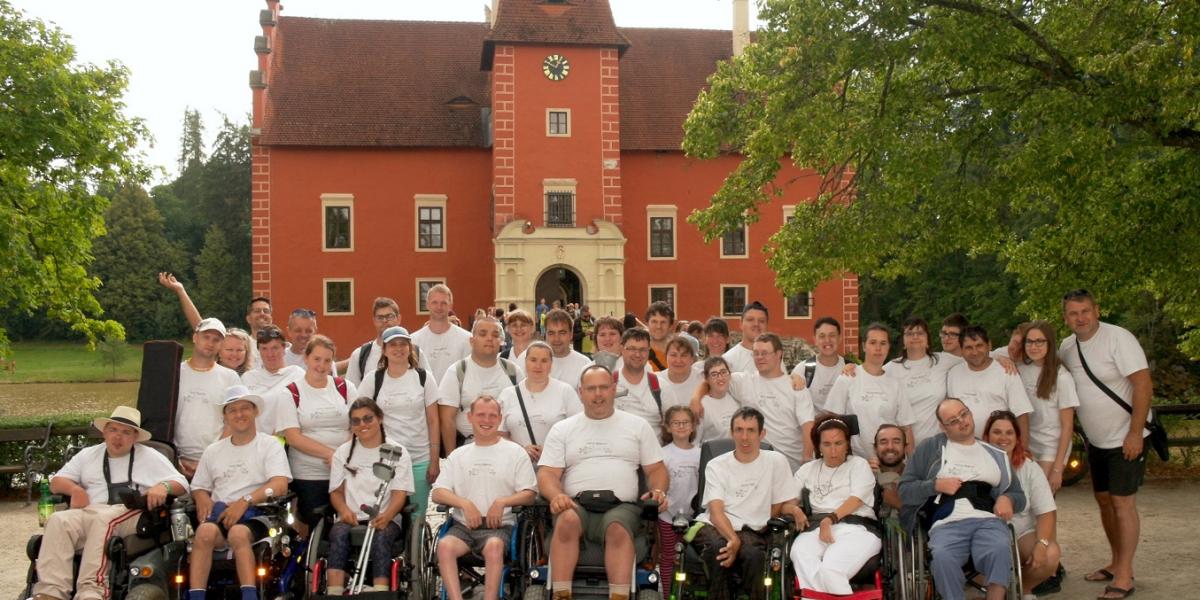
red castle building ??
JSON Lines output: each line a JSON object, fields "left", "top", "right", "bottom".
{"left": 248, "top": 0, "right": 859, "bottom": 354}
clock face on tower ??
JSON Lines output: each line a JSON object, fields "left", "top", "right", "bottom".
{"left": 542, "top": 54, "right": 570, "bottom": 81}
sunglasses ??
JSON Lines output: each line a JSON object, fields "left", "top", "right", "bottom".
{"left": 255, "top": 328, "right": 285, "bottom": 342}
{"left": 349, "top": 413, "right": 377, "bottom": 427}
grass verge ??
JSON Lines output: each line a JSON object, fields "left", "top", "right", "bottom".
{"left": 0, "top": 341, "right": 144, "bottom": 383}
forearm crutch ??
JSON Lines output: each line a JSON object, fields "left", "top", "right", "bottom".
{"left": 349, "top": 443, "right": 404, "bottom": 594}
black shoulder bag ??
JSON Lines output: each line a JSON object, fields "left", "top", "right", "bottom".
{"left": 513, "top": 385, "right": 539, "bottom": 446}
{"left": 1076, "top": 342, "right": 1169, "bottom": 461}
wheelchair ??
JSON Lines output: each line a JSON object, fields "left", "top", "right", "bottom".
{"left": 777, "top": 488, "right": 888, "bottom": 600}
{"left": 896, "top": 507, "right": 1023, "bottom": 600}
{"left": 422, "top": 502, "right": 547, "bottom": 599}
{"left": 668, "top": 439, "right": 792, "bottom": 600}
{"left": 299, "top": 498, "right": 430, "bottom": 598}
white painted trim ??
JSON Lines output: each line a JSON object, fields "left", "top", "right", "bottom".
{"left": 720, "top": 284, "right": 748, "bottom": 317}
{"left": 320, "top": 194, "right": 355, "bottom": 253}
{"left": 322, "top": 278, "right": 354, "bottom": 316}
{"left": 546, "top": 108, "right": 571, "bottom": 137}
{"left": 646, "top": 204, "right": 678, "bottom": 261}
{"left": 415, "top": 194, "right": 449, "bottom": 253}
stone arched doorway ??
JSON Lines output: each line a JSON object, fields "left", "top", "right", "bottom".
{"left": 535, "top": 266, "right": 583, "bottom": 309}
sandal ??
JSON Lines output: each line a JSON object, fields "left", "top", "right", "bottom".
{"left": 1098, "top": 585, "right": 1135, "bottom": 599}
{"left": 1085, "top": 568, "right": 1115, "bottom": 582}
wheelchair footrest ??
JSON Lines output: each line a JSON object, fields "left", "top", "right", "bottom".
{"left": 309, "top": 592, "right": 402, "bottom": 600}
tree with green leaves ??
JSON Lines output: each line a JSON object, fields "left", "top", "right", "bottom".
{"left": 95, "top": 336, "right": 130, "bottom": 381}
{"left": 683, "top": 0, "right": 1200, "bottom": 356}
{"left": 0, "top": 1, "right": 151, "bottom": 359}
{"left": 194, "top": 224, "right": 242, "bottom": 328}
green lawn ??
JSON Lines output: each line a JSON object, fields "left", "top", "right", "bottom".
{"left": 0, "top": 341, "right": 145, "bottom": 383}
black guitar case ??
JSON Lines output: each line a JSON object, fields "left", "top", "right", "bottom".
{"left": 136, "top": 340, "right": 183, "bottom": 444}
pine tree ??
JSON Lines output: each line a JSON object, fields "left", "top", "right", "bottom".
{"left": 194, "top": 225, "right": 242, "bottom": 329}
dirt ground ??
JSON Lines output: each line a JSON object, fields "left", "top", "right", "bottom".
{"left": 3, "top": 477, "right": 1197, "bottom": 599}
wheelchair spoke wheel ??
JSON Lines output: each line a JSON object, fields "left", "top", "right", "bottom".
{"left": 1061, "top": 424, "right": 1090, "bottom": 488}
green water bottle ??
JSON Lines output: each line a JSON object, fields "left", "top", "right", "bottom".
{"left": 38, "top": 480, "right": 53, "bottom": 527}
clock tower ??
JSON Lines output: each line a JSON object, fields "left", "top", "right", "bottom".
{"left": 484, "top": 0, "right": 632, "bottom": 316}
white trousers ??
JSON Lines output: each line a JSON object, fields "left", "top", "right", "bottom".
{"left": 790, "top": 522, "right": 881, "bottom": 595}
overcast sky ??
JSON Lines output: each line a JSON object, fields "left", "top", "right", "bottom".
{"left": 11, "top": 0, "right": 761, "bottom": 184}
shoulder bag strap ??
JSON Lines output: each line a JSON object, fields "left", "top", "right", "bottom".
{"left": 514, "top": 384, "right": 538, "bottom": 446}
{"left": 1076, "top": 342, "right": 1135, "bottom": 414}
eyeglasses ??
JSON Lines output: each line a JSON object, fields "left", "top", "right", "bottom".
{"left": 939, "top": 330, "right": 960, "bottom": 338}
{"left": 1023, "top": 338, "right": 1048, "bottom": 347}
{"left": 669, "top": 420, "right": 693, "bottom": 427}
{"left": 707, "top": 369, "right": 731, "bottom": 379}
{"left": 581, "top": 384, "right": 614, "bottom": 394}
{"left": 349, "top": 414, "right": 377, "bottom": 426}
{"left": 255, "top": 329, "right": 284, "bottom": 342}
{"left": 942, "top": 408, "right": 971, "bottom": 427}
{"left": 752, "top": 351, "right": 779, "bottom": 358}
{"left": 623, "top": 346, "right": 650, "bottom": 355}
{"left": 291, "top": 309, "right": 316, "bottom": 318}
{"left": 374, "top": 313, "right": 398, "bottom": 323}
{"left": 903, "top": 330, "right": 927, "bottom": 338}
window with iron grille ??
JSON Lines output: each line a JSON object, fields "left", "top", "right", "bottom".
{"left": 650, "top": 287, "right": 675, "bottom": 314}
{"left": 722, "top": 227, "right": 746, "bottom": 256}
{"left": 546, "top": 192, "right": 574, "bottom": 227}
{"left": 419, "top": 206, "right": 443, "bottom": 249}
{"left": 549, "top": 111, "right": 569, "bottom": 135}
{"left": 787, "top": 292, "right": 812, "bottom": 318}
{"left": 326, "top": 280, "right": 352, "bottom": 314}
{"left": 650, "top": 217, "right": 674, "bottom": 258}
{"left": 722, "top": 286, "right": 747, "bottom": 317}
{"left": 325, "top": 206, "right": 351, "bottom": 249}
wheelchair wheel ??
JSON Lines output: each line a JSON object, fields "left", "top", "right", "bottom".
{"left": 125, "top": 583, "right": 168, "bottom": 600}
{"left": 523, "top": 583, "right": 546, "bottom": 600}
{"left": 635, "top": 589, "right": 661, "bottom": 600}
{"left": 1006, "top": 524, "right": 1023, "bottom": 600}
{"left": 406, "top": 517, "right": 434, "bottom": 599}
{"left": 1061, "top": 424, "right": 1090, "bottom": 488}
{"left": 518, "top": 514, "right": 547, "bottom": 595}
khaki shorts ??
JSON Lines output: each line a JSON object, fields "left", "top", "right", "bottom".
{"left": 555, "top": 502, "right": 642, "bottom": 546}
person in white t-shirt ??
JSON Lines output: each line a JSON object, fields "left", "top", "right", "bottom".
{"left": 983, "top": 411, "right": 1060, "bottom": 599}
{"left": 433, "top": 395, "right": 537, "bottom": 600}
{"left": 657, "top": 406, "right": 701, "bottom": 592}
{"left": 881, "top": 316, "right": 964, "bottom": 446}
{"left": 1059, "top": 289, "right": 1153, "bottom": 597}
{"left": 544, "top": 308, "right": 593, "bottom": 387}
{"left": 437, "top": 318, "right": 524, "bottom": 455}
{"left": 33, "top": 407, "right": 188, "bottom": 600}
{"left": 946, "top": 326, "right": 1034, "bottom": 441}
{"left": 692, "top": 407, "right": 794, "bottom": 600}
{"left": 589, "top": 315, "right": 626, "bottom": 373}
{"left": 614, "top": 328, "right": 666, "bottom": 428}
{"left": 358, "top": 326, "right": 441, "bottom": 516}
{"left": 538, "top": 365, "right": 669, "bottom": 600}
{"left": 497, "top": 342, "right": 581, "bottom": 462}
{"left": 791, "top": 317, "right": 846, "bottom": 413}
{"left": 872, "top": 425, "right": 907, "bottom": 520}
{"left": 277, "top": 335, "right": 356, "bottom": 536}
{"left": 344, "top": 297, "right": 402, "bottom": 388}
{"left": 657, "top": 336, "right": 704, "bottom": 409}
{"left": 722, "top": 301, "right": 769, "bottom": 375}
{"left": 697, "top": 318, "right": 732, "bottom": 373}
{"left": 284, "top": 309, "right": 317, "bottom": 370}
{"left": 825, "top": 323, "right": 916, "bottom": 459}
{"left": 241, "top": 324, "right": 305, "bottom": 434}
{"left": 174, "top": 317, "right": 243, "bottom": 479}
{"left": 500, "top": 309, "right": 535, "bottom": 363}
{"left": 785, "top": 415, "right": 881, "bottom": 595}
{"left": 1015, "top": 321, "right": 1079, "bottom": 492}
{"left": 695, "top": 357, "right": 741, "bottom": 444}
{"left": 323, "top": 398, "right": 415, "bottom": 595}
{"left": 189, "top": 387, "right": 292, "bottom": 600}
{"left": 412, "top": 284, "right": 473, "bottom": 387}
{"left": 157, "top": 272, "right": 262, "bottom": 374}
{"left": 939, "top": 313, "right": 969, "bottom": 358}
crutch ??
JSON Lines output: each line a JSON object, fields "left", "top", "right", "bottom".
{"left": 349, "top": 443, "right": 404, "bottom": 594}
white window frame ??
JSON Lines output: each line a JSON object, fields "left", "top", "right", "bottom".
{"left": 648, "top": 285, "right": 678, "bottom": 314}
{"left": 323, "top": 278, "right": 354, "bottom": 316}
{"left": 719, "top": 224, "right": 749, "bottom": 259}
{"left": 720, "top": 284, "right": 748, "bottom": 317}
{"left": 547, "top": 108, "right": 571, "bottom": 137}
{"left": 416, "top": 278, "right": 446, "bottom": 315}
{"left": 414, "top": 194, "right": 448, "bottom": 253}
{"left": 782, "top": 205, "right": 796, "bottom": 223}
{"left": 784, "top": 291, "right": 814, "bottom": 320}
{"left": 321, "top": 194, "right": 355, "bottom": 252}
{"left": 646, "top": 205, "right": 678, "bottom": 261}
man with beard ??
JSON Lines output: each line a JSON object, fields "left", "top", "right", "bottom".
{"left": 946, "top": 326, "right": 1033, "bottom": 441}
{"left": 872, "top": 424, "right": 907, "bottom": 520}
{"left": 644, "top": 302, "right": 674, "bottom": 372}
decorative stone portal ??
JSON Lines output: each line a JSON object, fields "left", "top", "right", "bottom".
{"left": 494, "top": 219, "right": 626, "bottom": 318}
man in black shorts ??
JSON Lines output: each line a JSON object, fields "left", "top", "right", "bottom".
{"left": 1059, "top": 289, "right": 1153, "bottom": 600}
{"left": 432, "top": 395, "right": 537, "bottom": 600}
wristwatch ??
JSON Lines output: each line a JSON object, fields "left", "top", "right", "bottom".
{"left": 1038, "top": 538, "right": 1050, "bottom": 548}
{"left": 242, "top": 494, "right": 254, "bottom": 505}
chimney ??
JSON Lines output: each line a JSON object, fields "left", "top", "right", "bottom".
{"left": 488, "top": 0, "right": 500, "bottom": 27}
{"left": 733, "top": 0, "right": 750, "bottom": 56}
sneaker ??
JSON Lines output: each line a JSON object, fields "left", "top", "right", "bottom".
{"left": 1032, "top": 564, "right": 1064, "bottom": 595}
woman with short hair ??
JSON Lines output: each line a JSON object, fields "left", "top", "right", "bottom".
{"left": 501, "top": 309, "right": 535, "bottom": 362}
{"left": 497, "top": 341, "right": 580, "bottom": 462}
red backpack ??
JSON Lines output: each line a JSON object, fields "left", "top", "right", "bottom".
{"left": 287, "top": 377, "right": 349, "bottom": 407}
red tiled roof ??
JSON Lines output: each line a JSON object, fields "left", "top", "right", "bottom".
{"left": 260, "top": 17, "right": 492, "bottom": 147}
{"left": 483, "top": 0, "right": 631, "bottom": 68}
{"left": 618, "top": 28, "right": 735, "bottom": 151}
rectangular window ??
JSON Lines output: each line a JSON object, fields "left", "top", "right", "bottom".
{"left": 548, "top": 110, "right": 570, "bottom": 136}
{"left": 786, "top": 292, "right": 812, "bottom": 318}
{"left": 417, "top": 279, "right": 445, "bottom": 314}
{"left": 546, "top": 192, "right": 575, "bottom": 227}
{"left": 722, "top": 286, "right": 747, "bottom": 317}
{"left": 650, "top": 217, "right": 675, "bottom": 258}
{"left": 321, "top": 194, "right": 354, "bottom": 252}
{"left": 324, "top": 279, "right": 353, "bottom": 315}
{"left": 721, "top": 227, "right": 747, "bottom": 257}
{"left": 650, "top": 286, "right": 676, "bottom": 315}
{"left": 418, "top": 206, "right": 443, "bottom": 249}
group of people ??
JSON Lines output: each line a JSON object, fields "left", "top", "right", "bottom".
{"left": 31, "top": 280, "right": 1152, "bottom": 600}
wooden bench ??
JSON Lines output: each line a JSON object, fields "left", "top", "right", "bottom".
{"left": 0, "top": 424, "right": 99, "bottom": 505}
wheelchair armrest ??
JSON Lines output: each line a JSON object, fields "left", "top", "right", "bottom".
{"left": 312, "top": 504, "right": 332, "bottom": 518}
{"left": 436, "top": 504, "right": 450, "bottom": 513}
{"left": 264, "top": 491, "right": 297, "bottom": 507}
{"left": 768, "top": 515, "right": 794, "bottom": 532}
{"left": 400, "top": 501, "right": 417, "bottom": 516}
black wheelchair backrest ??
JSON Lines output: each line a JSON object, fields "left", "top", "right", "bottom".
{"left": 692, "top": 438, "right": 775, "bottom": 515}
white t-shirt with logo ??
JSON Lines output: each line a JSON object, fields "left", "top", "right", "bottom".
{"left": 793, "top": 454, "right": 876, "bottom": 520}
{"left": 174, "top": 361, "right": 243, "bottom": 462}
{"left": 284, "top": 349, "right": 339, "bottom": 376}
{"left": 55, "top": 443, "right": 189, "bottom": 506}
{"left": 434, "top": 439, "right": 538, "bottom": 526}
{"left": 698, "top": 394, "right": 741, "bottom": 444}
{"left": 437, "top": 358, "right": 525, "bottom": 439}
{"left": 329, "top": 440, "right": 415, "bottom": 522}
{"left": 276, "top": 377, "right": 357, "bottom": 480}
{"left": 346, "top": 341, "right": 431, "bottom": 388}
{"left": 934, "top": 440, "right": 1002, "bottom": 527}
{"left": 550, "top": 350, "right": 593, "bottom": 389}
{"left": 729, "top": 372, "right": 816, "bottom": 471}
{"left": 697, "top": 450, "right": 795, "bottom": 531}
{"left": 824, "top": 370, "right": 916, "bottom": 459}
{"left": 1012, "top": 460, "right": 1055, "bottom": 538}
{"left": 722, "top": 343, "right": 756, "bottom": 375}
{"left": 241, "top": 365, "right": 305, "bottom": 435}
{"left": 791, "top": 356, "right": 846, "bottom": 413}
{"left": 497, "top": 379, "right": 582, "bottom": 448}
{"left": 538, "top": 410, "right": 666, "bottom": 503}
{"left": 363, "top": 368, "right": 440, "bottom": 465}
{"left": 883, "top": 353, "right": 963, "bottom": 445}
{"left": 614, "top": 370, "right": 665, "bottom": 429}
{"left": 661, "top": 442, "right": 701, "bottom": 521}
{"left": 657, "top": 369, "right": 705, "bottom": 411}
{"left": 191, "top": 432, "right": 293, "bottom": 504}
{"left": 412, "top": 325, "right": 473, "bottom": 387}
{"left": 1059, "top": 322, "right": 1151, "bottom": 450}
{"left": 1017, "top": 363, "right": 1080, "bottom": 460}
{"left": 946, "top": 361, "right": 1035, "bottom": 439}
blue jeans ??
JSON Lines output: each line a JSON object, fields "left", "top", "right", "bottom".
{"left": 928, "top": 517, "right": 1012, "bottom": 600}
{"left": 327, "top": 521, "right": 402, "bottom": 580}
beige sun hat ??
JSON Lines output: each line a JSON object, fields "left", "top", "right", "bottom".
{"left": 93, "top": 406, "right": 153, "bottom": 442}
